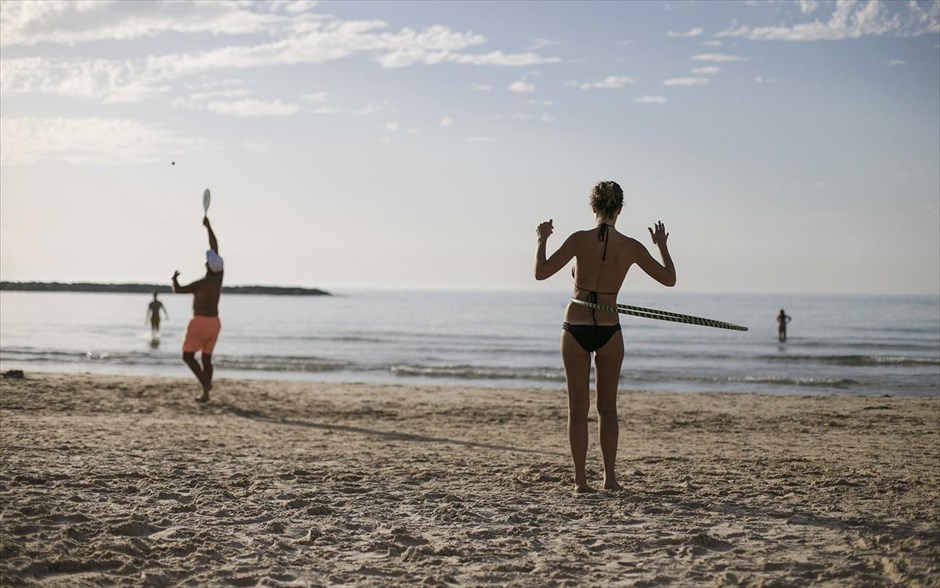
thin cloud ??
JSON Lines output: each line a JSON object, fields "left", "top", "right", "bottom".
{"left": 526, "top": 38, "right": 561, "bottom": 50}
{"left": 691, "top": 66, "right": 720, "bottom": 74}
{"left": 439, "top": 116, "right": 453, "bottom": 128}
{"left": 509, "top": 80, "right": 536, "bottom": 93}
{"left": 573, "top": 75, "right": 634, "bottom": 90}
{"left": 0, "top": 13, "right": 560, "bottom": 103}
{"left": 635, "top": 95, "right": 667, "bottom": 104}
{"left": 511, "top": 112, "right": 554, "bottom": 123}
{"left": 204, "top": 99, "right": 299, "bottom": 117}
{"left": 385, "top": 122, "right": 400, "bottom": 132}
{"left": 0, "top": 0, "right": 297, "bottom": 47}
{"left": 702, "top": 40, "right": 723, "bottom": 47}
{"left": 0, "top": 117, "right": 204, "bottom": 165}
{"left": 667, "top": 27, "right": 704, "bottom": 38}
{"left": 885, "top": 59, "right": 906, "bottom": 66}
{"left": 692, "top": 53, "right": 748, "bottom": 62}
{"left": 0, "top": 57, "right": 169, "bottom": 103}
{"left": 798, "top": 0, "right": 819, "bottom": 14}
{"left": 302, "top": 91, "right": 329, "bottom": 102}
{"left": 468, "top": 135, "right": 495, "bottom": 142}
{"left": 663, "top": 77, "right": 709, "bottom": 86}
{"left": 718, "top": 0, "right": 940, "bottom": 41}
{"left": 173, "top": 91, "right": 299, "bottom": 117}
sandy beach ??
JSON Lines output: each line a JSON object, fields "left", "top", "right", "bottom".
{"left": 1, "top": 372, "right": 937, "bottom": 586}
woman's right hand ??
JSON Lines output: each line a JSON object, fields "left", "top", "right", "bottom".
{"left": 537, "top": 219, "right": 554, "bottom": 241}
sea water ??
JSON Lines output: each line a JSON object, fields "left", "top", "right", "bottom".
{"left": 1, "top": 290, "right": 937, "bottom": 397}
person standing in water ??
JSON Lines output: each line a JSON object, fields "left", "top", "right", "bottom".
{"left": 172, "top": 216, "right": 223, "bottom": 403}
{"left": 145, "top": 291, "right": 168, "bottom": 337}
{"left": 534, "top": 181, "right": 676, "bottom": 493}
{"left": 777, "top": 309, "right": 792, "bottom": 343}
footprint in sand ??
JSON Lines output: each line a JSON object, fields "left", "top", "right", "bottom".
{"left": 110, "top": 520, "right": 164, "bottom": 537}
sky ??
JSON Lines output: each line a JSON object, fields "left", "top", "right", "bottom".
{"left": 1, "top": 0, "right": 938, "bottom": 295}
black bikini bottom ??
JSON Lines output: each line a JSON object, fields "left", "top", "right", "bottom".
{"left": 562, "top": 323, "right": 621, "bottom": 353}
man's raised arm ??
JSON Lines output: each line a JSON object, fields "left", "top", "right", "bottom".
{"left": 203, "top": 217, "right": 219, "bottom": 253}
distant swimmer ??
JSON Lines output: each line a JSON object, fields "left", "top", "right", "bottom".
{"left": 145, "top": 291, "right": 168, "bottom": 336}
{"left": 777, "top": 309, "right": 792, "bottom": 343}
{"left": 534, "top": 181, "right": 676, "bottom": 494}
{"left": 172, "top": 216, "right": 223, "bottom": 403}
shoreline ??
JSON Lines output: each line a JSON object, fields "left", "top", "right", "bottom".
{"left": 2, "top": 372, "right": 938, "bottom": 585}
{"left": 3, "top": 363, "right": 937, "bottom": 398}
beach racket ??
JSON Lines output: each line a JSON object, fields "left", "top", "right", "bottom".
{"left": 203, "top": 189, "right": 211, "bottom": 214}
{"left": 570, "top": 298, "right": 748, "bottom": 331}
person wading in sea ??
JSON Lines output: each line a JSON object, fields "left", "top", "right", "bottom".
{"left": 145, "top": 291, "right": 168, "bottom": 337}
{"left": 777, "top": 309, "right": 792, "bottom": 343}
{"left": 534, "top": 181, "right": 676, "bottom": 493}
{"left": 172, "top": 216, "right": 223, "bottom": 402}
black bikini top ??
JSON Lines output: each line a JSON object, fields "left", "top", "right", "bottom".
{"left": 597, "top": 222, "right": 611, "bottom": 261}
{"left": 574, "top": 223, "right": 616, "bottom": 326}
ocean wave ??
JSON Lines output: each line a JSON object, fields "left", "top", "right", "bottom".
{"left": 731, "top": 375, "right": 859, "bottom": 388}
{"left": 389, "top": 364, "right": 565, "bottom": 382}
{"left": 760, "top": 354, "right": 939, "bottom": 367}
{"left": 215, "top": 356, "right": 350, "bottom": 373}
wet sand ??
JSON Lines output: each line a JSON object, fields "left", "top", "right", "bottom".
{"left": 1, "top": 372, "right": 938, "bottom": 586}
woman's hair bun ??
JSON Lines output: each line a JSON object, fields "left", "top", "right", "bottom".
{"left": 590, "top": 181, "right": 624, "bottom": 217}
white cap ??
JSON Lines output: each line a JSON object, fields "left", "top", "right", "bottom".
{"left": 206, "top": 250, "right": 224, "bottom": 273}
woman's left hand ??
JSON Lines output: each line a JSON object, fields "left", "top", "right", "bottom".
{"left": 537, "top": 219, "right": 554, "bottom": 241}
{"left": 648, "top": 221, "right": 668, "bottom": 246}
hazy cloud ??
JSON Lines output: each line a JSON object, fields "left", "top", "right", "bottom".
{"left": 634, "top": 95, "right": 667, "bottom": 104}
{"left": 718, "top": 0, "right": 940, "bottom": 41}
{"left": 302, "top": 91, "right": 329, "bottom": 102}
{"left": 663, "top": 77, "right": 709, "bottom": 86}
{"left": 1, "top": 7, "right": 560, "bottom": 103}
{"left": 509, "top": 80, "right": 536, "bottom": 93}
{"left": 692, "top": 53, "right": 748, "bottom": 62}
{"left": 667, "top": 27, "right": 704, "bottom": 37}
{"left": 439, "top": 116, "right": 453, "bottom": 127}
{"left": 526, "top": 38, "right": 561, "bottom": 50}
{"left": 798, "top": 0, "right": 819, "bottom": 14}
{"left": 511, "top": 112, "right": 554, "bottom": 122}
{"left": 573, "top": 75, "right": 634, "bottom": 90}
{"left": 0, "top": 0, "right": 296, "bottom": 47}
{"left": 0, "top": 116, "right": 203, "bottom": 165}
{"left": 691, "top": 66, "right": 721, "bottom": 74}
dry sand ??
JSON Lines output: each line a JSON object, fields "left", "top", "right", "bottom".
{"left": 1, "top": 372, "right": 938, "bottom": 586}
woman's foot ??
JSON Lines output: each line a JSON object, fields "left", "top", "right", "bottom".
{"left": 575, "top": 481, "right": 597, "bottom": 494}
{"left": 196, "top": 384, "right": 211, "bottom": 403}
{"left": 604, "top": 480, "right": 622, "bottom": 491}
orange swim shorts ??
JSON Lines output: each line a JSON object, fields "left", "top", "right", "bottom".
{"left": 182, "top": 316, "right": 222, "bottom": 354}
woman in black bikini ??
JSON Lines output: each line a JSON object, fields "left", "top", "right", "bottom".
{"left": 534, "top": 181, "right": 676, "bottom": 493}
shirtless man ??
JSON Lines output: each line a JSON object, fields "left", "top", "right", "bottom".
{"left": 535, "top": 181, "right": 676, "bottom": 493}
{"left": 145, "top": 292, "right": 168, "bottom": 336}
{"left": 172, "top": 216, "right": 223, "bottom": 402}
{"left": 777, "top": 309, "right": 792, "bottom": 343}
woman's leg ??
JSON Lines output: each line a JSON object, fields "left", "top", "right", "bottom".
{"left": 561, "top": 331, "right": 593, "bottom": 492}
{"left": 594, "top": 331, "right": 624, "bottom": 490}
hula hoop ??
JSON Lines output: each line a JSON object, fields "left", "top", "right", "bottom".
{"left": 569, "top": 298, "right": 748, "bottom": 332}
